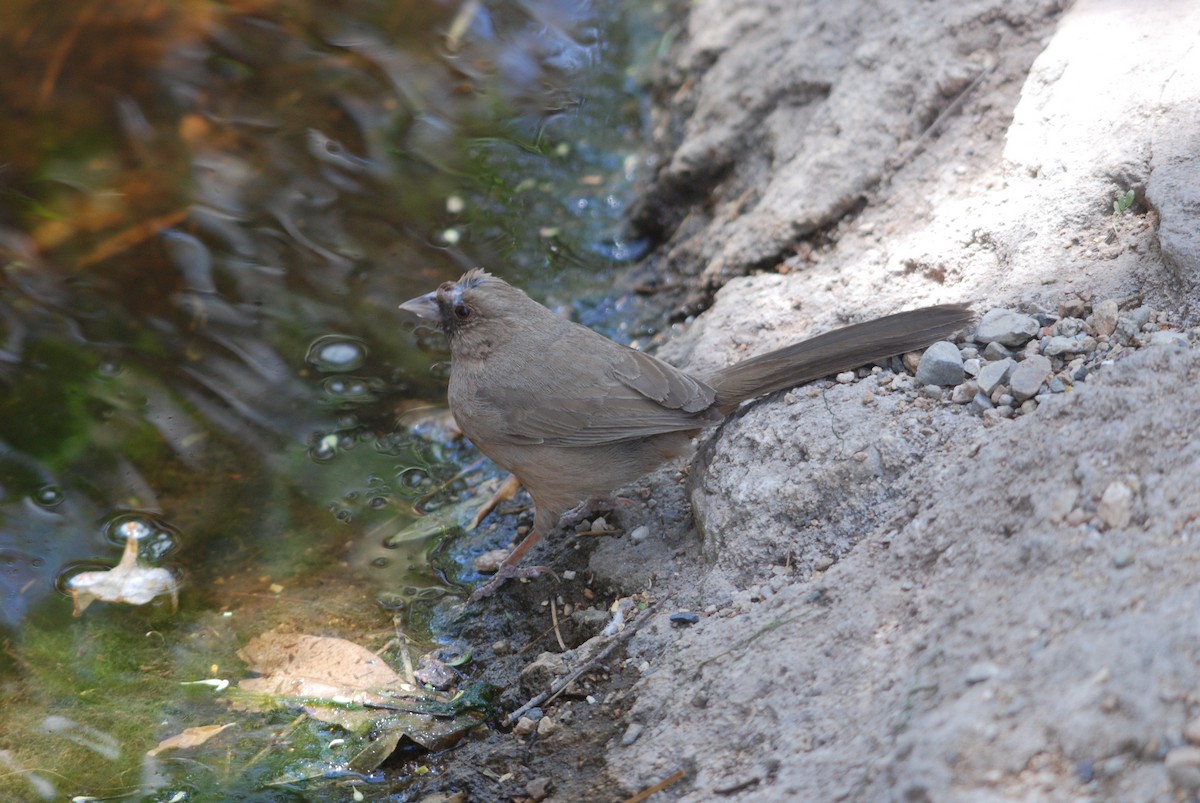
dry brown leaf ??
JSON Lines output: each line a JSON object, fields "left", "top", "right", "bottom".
{"left": 236, "top": 631, "right": 424, "bottom": 729}
{"left": 147, "top": 723, "right": 236, "bottom": 756}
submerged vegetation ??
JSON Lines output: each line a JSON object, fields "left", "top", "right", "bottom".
{"left": 0, "top": 0, "right": 670, "bottom": 797}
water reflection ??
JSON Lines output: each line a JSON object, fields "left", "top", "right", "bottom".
{"left": 0, "top": 0, "right": 668, "bottom": 796}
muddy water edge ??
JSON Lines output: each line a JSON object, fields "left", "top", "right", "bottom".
{"left": 0, "top": 1, "right": 679, "bottom": 799}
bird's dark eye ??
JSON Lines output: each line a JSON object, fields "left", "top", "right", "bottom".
{"left": 453, "top": 303, "right": 472, "bottom": 321}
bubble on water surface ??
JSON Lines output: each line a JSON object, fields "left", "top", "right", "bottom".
{"left": 33, "top": 484, "right": 64, "bottom": 508}
{"left": 102, "top": 512, "right": 180, "bottom": 561}
{"left": 306, "top": 335, "right": 367, "bottom": 372}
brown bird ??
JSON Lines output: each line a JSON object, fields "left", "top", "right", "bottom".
{"left": 401, "top": 269, "right": 973, "bottom": 600}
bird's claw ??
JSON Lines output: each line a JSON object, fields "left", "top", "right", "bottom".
{"left": 468, "top": 564, "right": 556, "bottom": 602}
{"left": 558, "top": 496, "right": 635, "bottom": 528}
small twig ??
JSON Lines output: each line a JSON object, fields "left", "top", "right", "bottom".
{"left": 396, "top": 632, "right": 417, "bottom": 685}
{"left": 503, "top": 599, "right": 666, "bottom": 728}
{"left": 549, "top": 598, "right": 566, "bottom": 652}
{"left": 78, "top": 209, "right": 191, "bottom": 267}
{"left": 622, "top": 769, "right": 687, "bottom": 803}
{"left": 891, "top": 63, "right": 995, "bottom": 172}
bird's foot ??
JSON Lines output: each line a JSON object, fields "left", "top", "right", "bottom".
{"left": 558, "top": 496, "right": 636, "bottom": 528}
{"left": 468, "top": 564, "right": 556, "bottom": 602}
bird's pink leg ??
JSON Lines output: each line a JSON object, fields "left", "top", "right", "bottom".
{"left": 468, "top": 528, "right": 556, "bottom": 602}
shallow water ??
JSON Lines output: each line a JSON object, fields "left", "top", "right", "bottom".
{"left": 0, "top": 0, "right": 671, "bottom": 797}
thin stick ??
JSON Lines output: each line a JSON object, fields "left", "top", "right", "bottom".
{"left": 549, "top": 598, "right": 566, "bottom": 652}
{"left": 622, "top": 769, "right": 687, "bottom": 803}
{"left": 503, "top": 599, "right": 664, "bottom": 728}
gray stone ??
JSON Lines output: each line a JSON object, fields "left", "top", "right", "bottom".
{"left": 1128, "top": 306, "right": 1154, "bottom": 331}
{"left": 916, "top": 341, "right": 965, "bottom": 386}
{"left": 982, "top": 341, "right": 1013, "bottom": 361}
{"left": 1043, "top": 335, "right": 1085, "bottom": 356}
{"left": 975, "top": 308, "right": 1041, "bottom": 347}
{"left": 1009, "top": 354, "right": 1052, "bottom": 401}
{"left": 970, "top": 392, "right": 995, "bottom": 413}
{"left": 976, "top": 358, "right": 1014, "bottom": 395}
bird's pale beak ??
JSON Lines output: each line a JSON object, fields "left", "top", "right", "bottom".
{"left": 398, "top": 291, "right": 440, "bottom": 320}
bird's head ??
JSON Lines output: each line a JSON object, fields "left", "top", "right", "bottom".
{"left": 399, "top": 268, "right": 535, "bottom": 358}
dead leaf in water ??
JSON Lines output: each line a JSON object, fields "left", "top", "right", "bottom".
{"left": 236, "top": 631, "right": 486, "bottom": 759}
{"left": 147, "top": 723, "right": 236, "bottom": 756}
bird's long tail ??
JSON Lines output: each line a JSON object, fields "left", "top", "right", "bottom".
{"left": 709, "top": 304, "right": 976, "bottom": 412}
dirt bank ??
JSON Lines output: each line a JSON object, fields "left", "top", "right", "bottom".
{"left": 451, "top": 2, "right": 1200, "bottom": 801}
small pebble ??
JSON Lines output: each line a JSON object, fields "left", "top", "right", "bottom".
{"left": 836, "top": 370, "right": 856, "bottom": 384}
{"left": 591, "top": 516, "right": 608, "bottom": 531}
{"left": 1009, "top": 354, "right": 1052, "bottom": 402}
{"left": 965, "top": 661, "right": 999, "bottom": 684}
{"left": 474, "top": 549, "right": 510, "bottom": 574}
{"left": 1055, "top": 316, "right": 1084, "bottom": 336}
{"left": 1111, "top": 548, "right": 1135, "bottom": 569}
{"left": 1043, "top": 335, "right": 1084, "bottom": 356}
{"left": 526, "top": 777, "right": 553, "bottom": 802}
{"left": 971, "top": 392, "right": 995, "bottom": 413}
{"left": 951, "top": 381, "right": 977, "bottom": 404}
{"left": 1097, "top": 481, "right": 1134, "bottom": 529}
{"left": 1059, "top": 298, "right": 1088, "bottom": 319}
{"left": 629, "top": 525, "right": 650, "bottom": 544}
{"left": 982, "top": 341, "right": 1013, "bottom": 360}
{"left": 976, "top": 358, "right": 1014, "bottom": 395}
{"left": 670, "top": 611, "right": 701, "bottom": 626}
{"left": 621, "top": 722, "right": 645, "bottom": 746}
{"left": 975, "top": 308, "right": 1040, "bottom": 347}
{"left": 915, "top": 341, "right": 965, "bottom": 386}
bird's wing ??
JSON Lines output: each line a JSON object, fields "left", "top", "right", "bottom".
{"left": 476, "top": 343, "right": 722, "bottom": 447}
